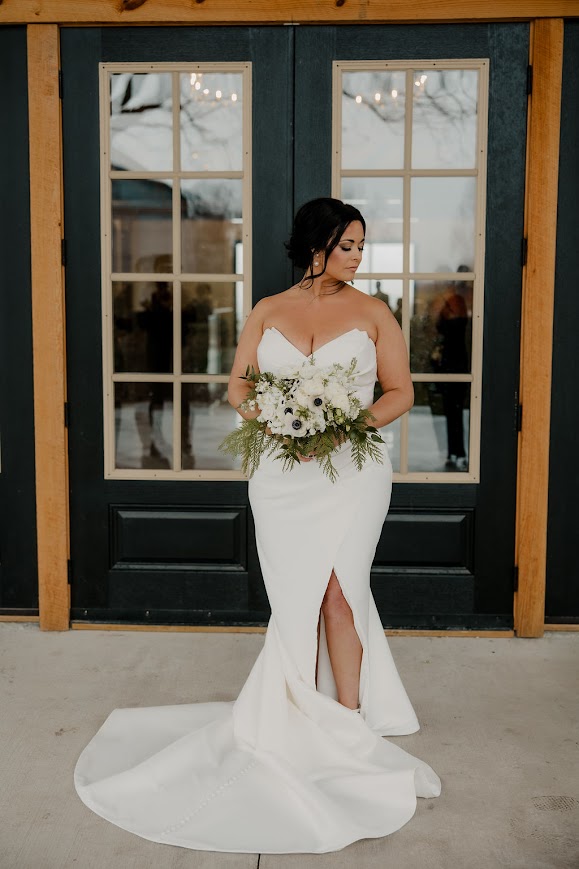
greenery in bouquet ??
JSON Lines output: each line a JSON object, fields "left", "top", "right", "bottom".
{"left": 219, "top": 355, "right": 385, "bottom": 483}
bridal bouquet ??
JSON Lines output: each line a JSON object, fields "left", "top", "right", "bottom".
{"left": 219, "top": 356, "right": 385, "bottom": 483}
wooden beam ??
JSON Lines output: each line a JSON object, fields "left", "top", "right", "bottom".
{"left": 515, "top": 19, "right": 563, "bottom": 637}
{"left": 3, "top": 0, "right": 579, "bottom": 25}
{"left": 27, "top": 24, "right": 70, "bottom": 631}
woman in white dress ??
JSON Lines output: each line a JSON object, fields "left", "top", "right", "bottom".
{"left": 74, "top": 197, "right": 441, "bottom": 854}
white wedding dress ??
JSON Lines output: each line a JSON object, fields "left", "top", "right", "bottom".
{"left": 74, "top": 325, "right": 441, "bottom": 854}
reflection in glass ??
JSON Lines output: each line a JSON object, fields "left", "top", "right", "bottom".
{"left": 112, "top": 178, "right": 173, "bottom": 273}
{"left": 353, "top": 280, "right": 403, "bottom": 324}
{"left": 410, "top": 177, "right": 475, "bottom": 273}
{"left": 341, "top": 178, "right": 403, "bottom": 272}
{"left": 115, "top": 382, "right": 173, "bottom": 470}
{"left": 409, "top": 383, "right": 470, "bottom": 472}
{"left": 110, "top": 72, "right": 173, "bottom": 172}
{"left": 342, "top": 71, "right": 406, "bottom": 170}
{"left": 182, "top": 382, "right": 242, "bottom": 470}
{"left": 373, "top": 380, "right": 401, "bottom": 473}
{"left": 180, "top": 72, "right": 243, "bottom": 172}
{"left": 410, "top": 278, "right": 472, "bottom": 374}
{"left": 412, "top": 70, "right": 478, "bottom": 169}
{"left": 182, "top": 282, "right": 238, "bottom": 375}
{"left": 113, "top": 281, "right": 173, "bottom": 374}
{"left": 181, "top": 179, "right": 242, "bottom": 274}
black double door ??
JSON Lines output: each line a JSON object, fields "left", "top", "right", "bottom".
{"left": 62, "top": 23, "right": 529, "bottom": 628}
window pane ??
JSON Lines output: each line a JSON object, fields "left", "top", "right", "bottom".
{"left": 182, "top": 383, "right": 242, "bottom": 470}
{"left": 115, "top": 382, "right": 173, "bottom": 470}
{"left": 352, "top": 280, "right": 403, "bottom": 323}
{"left": 408, "top": 382, "right": 470, "bottom": 472}
{"left": 342, "top": 71, "right": 406, "bottom": 170}
{"left": 181, "top": 179, "right": 242, "bottom": 274}
{"left": 410, "top": 177, "right": 476, "bottom": 273}
{"left": 112, "top": 178, "right": 173, "bottom": 273}
{"left": 410, "top": 278, "right": 472, "bottom": 374}
{"left": 341, "top": 177, "right": 404, "bottom": 272}
{"left": 182, "top": 282, "right": 239, "bottom": 375}
{"left": 412, "top": 69, "right": 479, "bottom": 170}
{"left": 179, "top": 72, "right": 243, "bottom": 171}
{"left": 110, "top": 72, "right": 173, "bottom": 172}
{"left": 113, "top": 281, "right": 173, "bottom": 374}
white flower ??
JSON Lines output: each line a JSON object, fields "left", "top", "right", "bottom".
{"left": 282, "top": 412, "right": 306, "bottom": 437}
{"left": 332, "top": 393, "right": 351, "bottom": 413}
{"left": 306, "top": 393, "right": 326, "bottom": 412}
{"left": 302, "top": 376, "right": 324, "bottom": 395}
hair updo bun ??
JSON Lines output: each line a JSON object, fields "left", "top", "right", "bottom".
{"left": 285, "top": 197, "right": 366, "bottom": 283}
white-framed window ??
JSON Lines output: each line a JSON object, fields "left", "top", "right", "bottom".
{"left": 333, "top": 60, "right": 489, "bottom": 482}
{"left": 100, "top": 62, "right": 251, "bottom": 479}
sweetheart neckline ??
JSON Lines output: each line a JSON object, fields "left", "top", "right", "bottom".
{"left": 263, "top": 326, "right": 374, "bottom": 358}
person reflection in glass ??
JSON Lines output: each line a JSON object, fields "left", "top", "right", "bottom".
{"left": 431, "top": 266, "right": 470, "bottom": 471}
{"left": 137, "top": 280, "right": 173, "bottom": 466}
{"left": 371, "top": 280, "right": 391, "bottom": 310}
{"left": 182, "top": 283, "right": 214, "bottom": 467}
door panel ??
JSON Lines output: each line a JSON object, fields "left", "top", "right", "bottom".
{"left": 62, "top": 27, "right": 293, "bottom": 624}
{"left": 546, "top": 19, "right": 579, "bottom": 623}
{"left": 0, "top": 26, "right": 39, "bottom": 616}
{"left": 294, "top": 24, "right": 528, "bottom": 628}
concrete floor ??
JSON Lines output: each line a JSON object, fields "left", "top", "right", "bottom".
{"left": 1, "top": 623, "right": 578, "bottom": 869}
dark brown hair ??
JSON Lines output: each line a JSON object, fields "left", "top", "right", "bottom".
{"left": 285, "top": 197, "right": 366, "bottom": 288}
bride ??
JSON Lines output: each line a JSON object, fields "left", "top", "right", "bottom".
{"left": 74, "top": 197, "right": 441, "bottom": 854}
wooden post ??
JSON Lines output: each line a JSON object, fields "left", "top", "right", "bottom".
{"left": 515, "top": 19, "right": 563, "bottom": 636}
{"left": 27, "top": 24, "right": 70, "bottom": 630}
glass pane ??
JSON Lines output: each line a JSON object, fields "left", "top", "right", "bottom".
{"left": 352, "top": 280, "right": 403, "bottom": 323}
{"left": 112, "top": 178, "right": 173, "bottom": 273}
{"left": 182, "top": 382, "right": 242, "bottom": 470}
{"left": 182, "top": 282, "right": 239, "bottom": 375}
{"left": 115, "top": 382, "right": 174, "bottom": 470}
{"left": 410, "top": 177, "right": 476, "bottom": 273}
{"left": 181, "top": 179, "right": 242, "bottom": 274}
{"left": 341, "top": 178, "right": 403, "bottom": 272}
{"left": 408, "top": 382, "right": 470, "bottom": 472}
{"left": 110, "top": 72, "right": 173, "bottom": 172}
{"left": 113, "top": 281, "right": 173, "bottom": 374}
{"left": 412, "top": 69, "right": 479, "bottom": 170}
{"left": 410, "top": 278, "right": 472, "bottom": 374}
{"left": 372, "top": 381, "right": 401, "bottom": 473}
{"left": 180, "top": 72, "right": 243, "bottom": 171}
{"left": 342, "top": 71, "right": 406, "bottom": 170}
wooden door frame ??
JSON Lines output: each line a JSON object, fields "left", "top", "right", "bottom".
{"left": 18, "top": 11, "right": 566, "bottom": 633}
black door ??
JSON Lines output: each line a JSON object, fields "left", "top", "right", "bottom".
{"left": 546, "top": 19, "right": 579, "bottom": 624}
{"left": 63, "top": 23, "right": 528, "bottom": 629}
{"left": 0, "top": 26, "right": 39, "bottom": 617}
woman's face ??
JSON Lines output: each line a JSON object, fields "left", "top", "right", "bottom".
{"left": 319, "top": 220, "right": 365, "bottom": 283}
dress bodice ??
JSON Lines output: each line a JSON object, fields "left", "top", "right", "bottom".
{"left": 257, "top": 326, "right": 377, "bottom": 409}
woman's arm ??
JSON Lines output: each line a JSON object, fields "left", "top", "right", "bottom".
{"left": 227, "top": 297, "right": 270, "bottom": 421}
{"left": 367, "top": 299, "right": 414, "bottom": 428}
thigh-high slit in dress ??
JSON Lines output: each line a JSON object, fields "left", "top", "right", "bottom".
{"left": 73, "top": 325, "right": 441, "bottom": 854}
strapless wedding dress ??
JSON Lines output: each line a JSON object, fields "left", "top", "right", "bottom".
{"left": 73, "top": 325, "right": 441, "bottom": 854}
